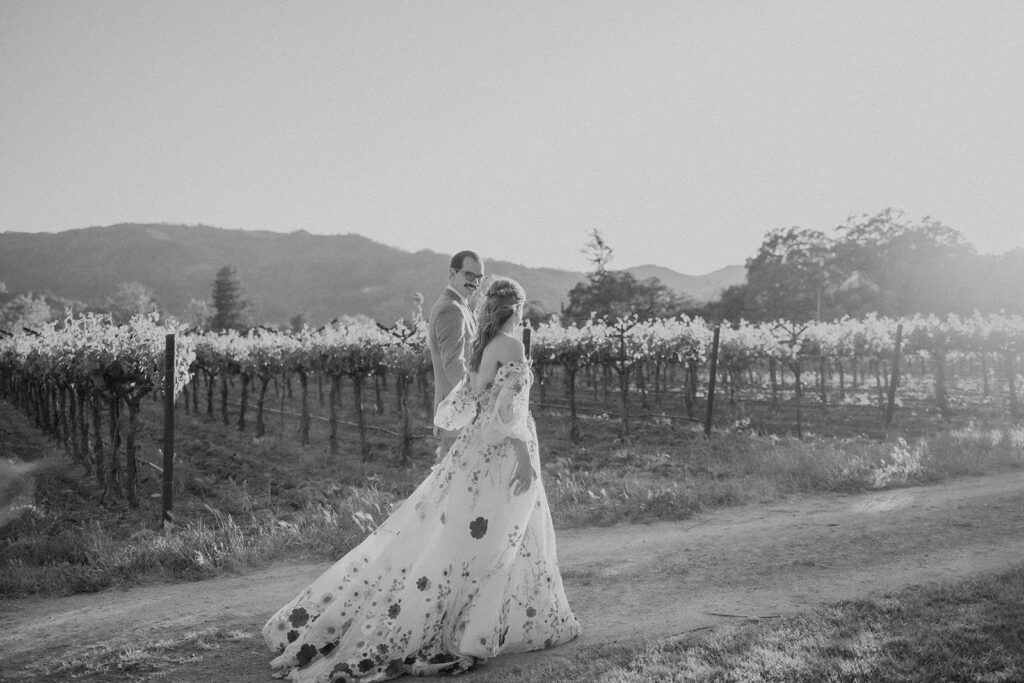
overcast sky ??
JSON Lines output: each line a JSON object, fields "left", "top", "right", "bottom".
{"left": 2, "top": 1, "right": 1022, "bottom": 275}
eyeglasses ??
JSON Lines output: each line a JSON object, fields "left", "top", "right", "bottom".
{"left": 457, "top": 269, "right": 486, "bottom": 283}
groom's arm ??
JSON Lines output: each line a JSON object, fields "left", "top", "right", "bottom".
{"left": 434, "top": 303, "right": 469, "bottom": 386}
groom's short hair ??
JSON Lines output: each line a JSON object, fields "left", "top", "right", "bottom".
{"left": 450, "top": 250, "right": 481, "bottom": 270}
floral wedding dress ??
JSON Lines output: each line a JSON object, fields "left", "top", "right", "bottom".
{"left": 262, "top": 360, "right": 580, "bottom": 681}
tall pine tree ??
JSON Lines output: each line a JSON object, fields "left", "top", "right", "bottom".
{"left": 210, "top": 266, "right": 251, "bottom": 332}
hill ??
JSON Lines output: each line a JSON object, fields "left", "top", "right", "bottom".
{"left": 0, "top": 224, "right": 745, "bottom": 325}
{"left": 627, "top": 264, "right": 746, "bottom": 303}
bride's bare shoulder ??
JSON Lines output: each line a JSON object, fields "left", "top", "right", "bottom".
{"left": 474, "top": 335, "right": 525, "bottom": 390}
{"left": 492, "top": 334, "right": 525, "bottom": 364}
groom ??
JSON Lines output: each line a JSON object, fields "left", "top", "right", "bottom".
{"left": 427, "top": 250, "right": 485, "bottom": 459}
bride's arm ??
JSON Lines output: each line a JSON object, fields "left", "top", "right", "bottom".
{"left": 489, "top": 355, "right": 536, "bottom": 494}
{"left": 509, "top": 438, "right": 535, "bottom": 495}
{"left": 489, "top": 332, "right": 533, "bottom": 492}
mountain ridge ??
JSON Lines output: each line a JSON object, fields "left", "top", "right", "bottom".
{"left": 0, "top": 224, "right": 746, "bottom": 325}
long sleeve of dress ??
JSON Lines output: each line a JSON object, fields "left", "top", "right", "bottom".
{"left": 480, "top": 369, "right": 532, "bottom": 444}
{"left": 433, "top": 378, "right": 477, "bottom": 431}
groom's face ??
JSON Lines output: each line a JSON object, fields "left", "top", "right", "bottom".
{"left": 449, "top": 256, "right": 485, "bottom": 300}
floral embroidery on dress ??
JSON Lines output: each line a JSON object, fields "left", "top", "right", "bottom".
{"left": 469, "top": 516, "right": 488, "bottom": 539}
{"left": 433, "top": 377, "right": 477, "bottom": 432}
{"left": 263, "top": 360, "right": 580, "bottom": 682}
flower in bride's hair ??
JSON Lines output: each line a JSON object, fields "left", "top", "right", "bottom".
{"left": 486, "top": 277, "right": 525, "bottom": 304}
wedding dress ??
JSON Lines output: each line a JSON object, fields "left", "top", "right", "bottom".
{"left": 262, "top": 360, "right": 580, "bottom": 681}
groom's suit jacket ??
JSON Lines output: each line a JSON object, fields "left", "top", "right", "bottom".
{"left": 427, "top": 287, "right": 477, "bottom": 415}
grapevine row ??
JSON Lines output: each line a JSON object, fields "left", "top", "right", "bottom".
{"left": 3, "top": 311, "right": 1023, "bottom": 498}
{"left": 0, "top": 313, "right": 194, "bottom": 505}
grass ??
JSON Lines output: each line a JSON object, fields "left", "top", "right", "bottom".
{"left": 462, "top": 564, "right": 1024, "bottom": 682}
{"left": 0, "top": 468, "right": 399, "bottom": 596}
{"left": 3, "top": 394, "right": 1024, "bottom": 598}
{"left": 14, "top": 625, "right": 259, "bottom": 682}
{"left": 0, "top": 458, "right": 31, "bottom": 502}
{"left": 3, "top": 389, "right": 1024, "bottom": 682}
{"left": 0, "top": 456, "right": 44, "bottom": 514}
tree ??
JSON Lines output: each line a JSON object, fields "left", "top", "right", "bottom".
{"left": 565, "top": 232, "right": 692, "bottom": 323}
{"left": 721, "top": 209, "right": 988, "bottom": 322}
{"left": 832, "top": 209, "right": 976, "bottom": 316}
{"left": 523, "top": 300, "right": 555, "bottom": 328}
{"left": 184, "top": 298, "right": 214, "bottom": 330}
{"left": 410, "top": 293, "right": 424, "bottom": 325}
{"left": 745, "top": 227, "right": 838, "bottom": 322}
{"left": 974, "top": 249, "right": 1024, "bottom": 315}
{"left": 564, "top": 270, "right": 691, "bottom": 323}
{"left": 0, "top": 293, "right": 52, "bottom": 332}
{"left": 210, "top": 266, "right": 252, "bottom": 332}
{"left": 106, "top": 282, "right": 160, "bottom": 324}
{"left": 581, "top": 229, "right": 614, "bottom": 272}
{"left": 692, "top": 283, "right": 750, "bottom": 324}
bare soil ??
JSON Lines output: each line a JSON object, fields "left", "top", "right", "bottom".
{"left": 2, "top": 406, "right": 1024, "bottom": 681}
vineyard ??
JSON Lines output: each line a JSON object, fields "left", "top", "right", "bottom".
{"left": 3, "top": 311, "right": 1024, "bottom": 507}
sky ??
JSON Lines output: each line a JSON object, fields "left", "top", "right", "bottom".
{"left": 2, "top": 1, "right": 1023, "bottom": 276}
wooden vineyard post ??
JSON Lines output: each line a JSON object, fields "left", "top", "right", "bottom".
{"left": 704, "top": 325, "right": 720, "bottom": 437}
{"left": 353, "top": 374, "right": 370, "bottom": 461}
{"left": 374, "top": 373, "right": 385, "bottom": 415}
{"left": 220, "top": 373, "right": 230, "bottom": 426}
{"left": 329, "top": 373, "right": 341, "bottom": 454}
{"left": 564, "top": 362, "right": 581, "bottom": 444}
{"left": 297, "top": 367, "right": 311, "bottom": 445}
{"left": 90, "top": 395, "right": 106, "bottom": 492}
{"left": 685, "top": 360, "right": 697, "bottom": 418}
{"left": 934, "top": 351, "right": 951, "bottom": 421}
{"left": 76, "top": 388, "right": 91, "bottom": 475}
{"left": 535, "top": 362, "right": 547, "bottom": 404}
{"left": 67, "top": 386, "right": 80, "bottom": 463}
{"left": 884, "top": 323, "right": 903, "bottom": 428}
{"left": 105, "top": 392, "right": 121, "bottom": 503}
{"left": 818, "top": 358, "right": 827, "bottom": 406}
{"left": 794, "top": 359, "right": 803, "bottom": 440}
{"left": 124, "top": 390, "right": 152, "bottom": 507}
{"left": 162, "top": 333, "right": 175, "bottom": 529}
{"left": 1008, "top": 352, "right": 1020, "bottom": 424}
{"left": 769, "top": 357, "right": 778, "bottom": 403}
{"left": 255, "top": 373, "right": 272, "bottom": 438}
{"left": 59, "top": 386, "right": 69, "bottom": 450}
{"left": 611, "top": 319, "right": 637, "bottom": 442}
{"left": 396, "top": 373, "right": 412, "bottom": 465}
{"left": 205, "top": 369, "right": 216, "bottom": 416}
{"left": 237, "top": 372, "right": 250, "bottom": 431}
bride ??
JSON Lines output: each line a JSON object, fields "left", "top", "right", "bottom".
{"left": 262, "top": 277, "right": 581, "bottom": 681}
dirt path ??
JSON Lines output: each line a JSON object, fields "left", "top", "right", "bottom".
{"left": 3, "top": 469, "right": 1023, "bottom": 682}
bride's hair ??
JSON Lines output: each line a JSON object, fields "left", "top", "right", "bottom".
{"left": 468, "top": 277, "right": 526, "bottom": 372}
